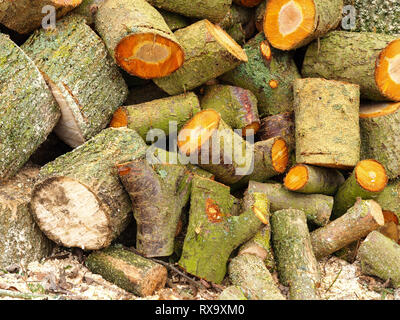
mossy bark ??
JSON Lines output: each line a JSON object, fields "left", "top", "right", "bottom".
{"left": 221, "top": 33, "right": 300, "bottom": 117}
{"left": 358, "top": 231, "right": 400, "bottom": 288}
{"left": 73, "top": 0, "right": 104, "bottom": 25}
{"left": 294, "top": 78, "right": 360, "bottom": 169}
{"left": 154, "top": 20, "right": 247, "bottom": 95}
{"left": 218, "top": 286, "right": 248, "bottom": 300}
{"left": 376, "top": 180, "right": 400, "bottom": 220}
{"left": 117, "top": 160, "right": 192, "bottom": 257}
{"left": 86, "top": 245, "right": 167, "bottom": 296}
{"left": 0, "top": 33, "right": 60, "bottom": 180}
{"left": 228, "top": 254, "right": 285, "bottom": 300}
{"left": 249, "top": 181, "right": 333, "bottom": 227}
{"left": 0, "top": 164, "right": 53, "bottom": 269}
{"left": 302, "top": 31, "right": 399, "bottom": 101}
{"left": 178, "top": 176, "right": 268, "bottom": 283}
{"left": 146, "top": 0, "right": 232, "bottom": 23}
{"left": 22, "top": 14, "right": 127, "bottom": 148}
{"left": 158, "top": 9, "right": 190, "bottom": 31}
{"left": 271, "top": 209, "right": 320, "bottom": 300}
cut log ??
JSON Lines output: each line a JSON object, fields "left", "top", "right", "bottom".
{"left": 221, "top": 33, "right": 300, "bottom": 117}
{"left": 0, "top": 33, "right": 60, "bottom": 180}
{"left": 29, "top": 128, "right": 147, "bottom": 251}
{"left": 271, "top": 209, "right": 320, "bottom": 300}
{"left": 248, "top": 181, "right": 333, "bottom": 226}
{"left": 22, "top": 14, "right": 127, "bottom": 148}
{"left": 310, "top": 199, "right": 384, "bottom": 260}
{"left": 228, "top": 254, "right": 285, "bottom": 300}
{"left": 200, "top": 85, "right": 260, "bottom": 136}
{"left": 360, "top": 102, "right": 400, "bottom": 179}
{"left": 154, "top": 20, "right": 248, "bottom": 95}
{"left": 264, "top": 0, "right": 343, "bottom": 51}
{"left": 158, "top": 9, "right": 190, "bottom": 31}
{"left": 358, "top": 231, "right": 400, "bottom": 288}
{"left": 73, "top": 0, "right": 104, "bottom": 25}
{"left": 218, "top": 286, "right": 248, "bottom": 300}
{"left": 117, "top": 160, "right": 192, "bottom": 257}
{"left": 146, "top": 0, "right": 232, "bottom": 23}
{"left": 86, "top": 245, "right": 167, "bottom": 296}
{"left": 376, "top": 180, "right": 400, "bottom": 220}
{"left": 302, "top": 31, "right": 400, "bottom": 101}
{"left": 177, "top": 110, "right": 288, "bottom": 185}
{"left": 0, "top": 164, "right": 53, "bottom": 269}
{"left": 178, "top": 176, "right": 269, "bottom": 283}
{"left": 332, "top": 160, "right": 388, "bottom": 219}
{"left": 0, "top": 0, "right": 82, "bottom": 34}
{"left": 110, "top": 92, "right": 200, "bottom": 140}
{"left": 294, "top": 78, "right": 360, "bottom": 169}
{"left": 284, "top": 164, "right": 345, "bottom": 196}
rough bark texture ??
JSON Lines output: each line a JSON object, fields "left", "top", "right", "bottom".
{"left": 358, "top": 231, "right": 400, "bottom": 288}
{"left": 249, "top": 181, "right": 333, "bottom": 227}
{"left": 178, "top": 176, "right": 268, "bottom": 283}
{"left": 0, "top": 164, "right": 53, "bottom": 269}
{"left": 311, "top": 199, "right": 384, "bottom": 259}
{"left": 294, "top": 78, "right": 360, "bottom": 169}
{"left": 154, "top": 20, "right": 248, "bottom": 95}
{"left": 221, "top": 33, "right": 300, "bottom": 117}
{"left": 117, "top": 160, "right": 192, "bottom": 257}
{"left": 271, "top": 209, "right": 320, "bottom": 300}
{"left": 228, "top": 254, "right": 285, "bottom": 300}
{"left": 22, "top": 14, "right": 127, "bottom": 148}
{"left": 146, "top": 0, "right": 232, "bottom": 23}
{"left": 74, "top": 0, "right": 104, "bottom": 25}
{"left": 158, "top": 9, "right": 190, "bottom": 31}
{"left": 218, "top": 286, "right": 248, "bottom": 300}
{"left": 86, "top": 245, "right": 168, "bottom": 296}
{"left": 302, "top": 31, "right": 399, "bottom": 101}
{"left": 0, "top": 33, "right": 60, "bottom": 180}
{"left": 376, "top": 180, "right": 400, "bottom": 220}
{"left": 30, "top": 128, "right": 147, "bottom": 250}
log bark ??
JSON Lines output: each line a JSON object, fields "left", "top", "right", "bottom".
{"left": 0, "top": 164, "right": 53, "bottom": 269}
{"left": 255, "top": 0, "right": 266, "bottom": 32}
{"left": 110, "top": 92, "right": 200, "bottom": 140}
{"left": 154, "top": 20, "right": 248, "bottom": 95}
{"left": 358, "top": 231, "right": 400, "bottom": 288}
{"left": 0, "top": 33, "right": 60, "bottom": 180}
{"left": 30, "top": 128, "right": 147, "bottom": 251}
{"left": 264, "top": 0, "right": 343, "bottom": 51}
{"left": 73, "top": 0, "right": 104, "bottom": 25}
{"left": 0, "top": 0, "right": 82, "bottom": 34}
{"left": 85, "top": 245, "right": 167, "bottom": 296}
{"left": 178, "top": 176, "right": 269, "bottom": 283}
{"left": 158, "top": 9, "right": 190, "bottom": 31}
{"left": 221, "top": 33, "right": 300, "bottom": 117}
{"left": 22, "top": 14, "right": 127, "bottom": 148}
{"left": 117, "top": 160, "right": 192, "bottom": 257}
{"left": 218, "top": 286, "right": 247, "bottom": 300}
{"left": 95, "top": 0, "right": 184, "bottom": 79}
{"left": 376, "top": 180, "right": 400, "bottom": 220}
{"left": 271, "top": 209, "right": 320, "bottom": 300}
{"left": 249, "top": 181, "right": 333, "bottom": 227}
{"left": 294, "top": 78, "right": 360, "bottom": 169}
{"left": 311, "top": 199, "right": 384, "bottom": 260}
{"left": 302, "top": 31, "right": 400, "bottom": 101}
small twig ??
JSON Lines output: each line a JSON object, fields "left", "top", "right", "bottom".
{"left": 326, "top": 267, "right": 343, "bottom": 293}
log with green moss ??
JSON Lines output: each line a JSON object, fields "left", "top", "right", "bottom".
{"left": 332, "top": 160, "right": 388, "bottom": 219}
{"left": 0, "top": 33, "right": 60, "bottom": 180}
{"left": 249, "top": 181, "right": 333, "bottom": 227}
{"left": 228, "top": 254, "right": 285, "bottom": 300}
{"left": 294, "top": 78, "right": 360, "bottom": 169}
{"left": 178, "top": 176, "right": 269, "bottom": 283}
{"left": 29, "top": 128, "right": 147, "bottom": 251}
{"left": 146, "top": 0, "right": 231, "bottom": 23}
{"left": 0, "top": 164, "right": 53, "bottom": 269}
{"left": 200, "top": 85, "right": 260, "bottom": 136}
{"left": 73, "top": 0, "right": 104, "bottom": 25}
{"left": 284, "top": 164, "right": 345, "bottom": 196}
{"left": 376, "top": 179, "right": 400, "bottom": 220}
{"left": 86, "top": 245, "right": 167, "bottom": 296}
{"left": 22, "top": 15, "right": 127, "bottom": 148}
{"left": 358, "top": 231, "right": 400, "bottom": 288}
{"left": 271, "top": 209, "right": 320, "bottom": 300}
{"left": 311, "top": 199, "right": 384, "bottom": 260}
{"left": 158, "top": 9, "right": 190, "bottom": 31}
{"left": 221, "top": 33, "right": 301, "bottom": 117}
{"left": 110, "top": 92, "right": 200, "bottom": 140}
{"left": 218, "top": 286, "right": 248, "bottom": 300}
{"left": 154, "top": 20, "right": 248, "bottom": 95}
{"left": 117, "top": 160, "right": 192, "bottom": 257}
{"left": 302, "top": 31, "right": 400, "bottom": 101}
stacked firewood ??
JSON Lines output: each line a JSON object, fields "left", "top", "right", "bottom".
{"left": 1, "top": 0, "right": 400, "bottom": 299}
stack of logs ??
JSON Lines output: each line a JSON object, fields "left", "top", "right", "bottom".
{"left": 1, "top": 0, "right": 400, "bottom": 299}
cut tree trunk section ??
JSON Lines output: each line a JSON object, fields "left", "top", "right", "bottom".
{"left": 377, "top": 180, "right": 400, "bottom": 221}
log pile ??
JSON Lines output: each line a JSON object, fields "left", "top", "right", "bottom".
{"left": 0, "top": 0, "right": 400, "bottom": 300}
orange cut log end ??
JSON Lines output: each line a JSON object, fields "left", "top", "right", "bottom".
{"left": 260, "top": 40, "right": 272, "bottom": 61}
{"left": 110, "top": 107, "right": 128, "bottom": 128}
{"left": 360, "top": 102, "right": 400, "bottom": 119}
{"left": 284, "top": 164, "right": 308, "bottom": 191}
{"left": 271, "top": 138, "right": 289, "bottom": 174}
{"left": 355, "top": 160, "right": 388, "bottom": 193}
